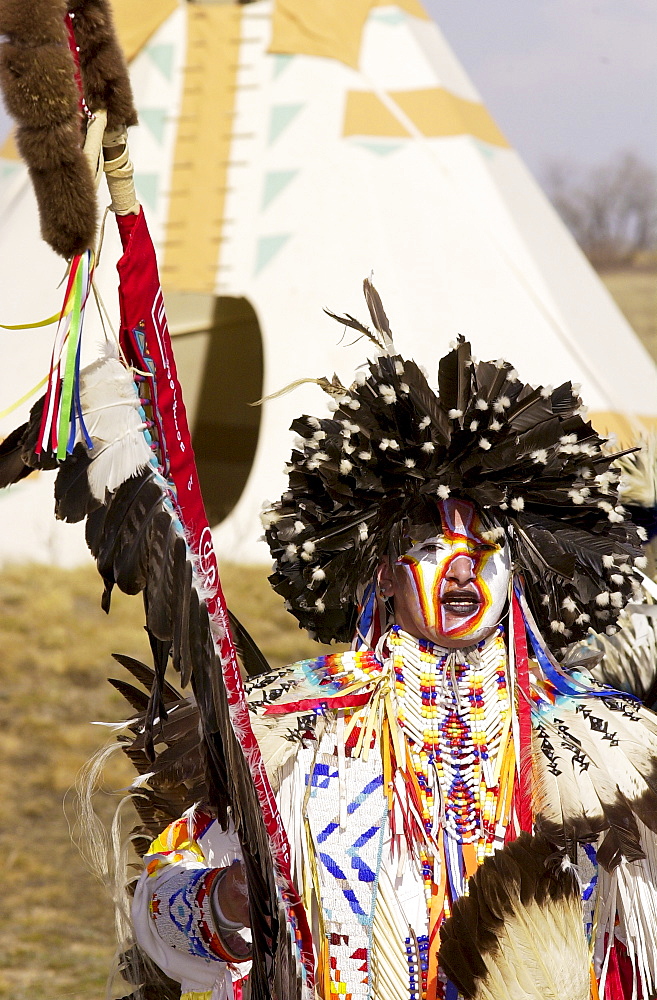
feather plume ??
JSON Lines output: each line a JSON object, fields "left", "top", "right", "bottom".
{"left": 566, "top": 607, "right": 657, "bottom": 708}
{"left": 439, "top": 833, "right": 590, "bottom": 1000}
{"left": 362, "top": 277, "right": 395, "bottom": 352}
{"left": 532, "top": 688, "right": 657, "bottom": 868}
{"left": 596, "top": 818, "right": 657, "bottom": 997}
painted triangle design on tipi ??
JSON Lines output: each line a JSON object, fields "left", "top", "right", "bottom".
{"left": 351, "top": 140, "right": 404, "bottom": 157}
{"left": 146, "top": 42, "right": 175, "bottom": 81}
{"left": 134, "top": 173, "right": 159, "bottom": 211}
{"left": 272, "top": 53, "right": 294, "bottom": 79}
{"left": 473, "top": 138, "right": 498, "bottom": 160}
{"left": 370, "top": 8, "right": 408, "bottom": 25}
{"left": 262, "top": 171, "right": 299, "bottom": 210}
{"left": 268, "top": 105, "right": 304, "bottom": 145}
{"left": 140, "top": 108, "right": 168, "bottom": 145}
{"left": 255, "top": 234, "right": 292, "bottom": 275}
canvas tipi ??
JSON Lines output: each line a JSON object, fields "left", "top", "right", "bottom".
{"left": 1, "top": 0, "right": 656, "bottom": 565}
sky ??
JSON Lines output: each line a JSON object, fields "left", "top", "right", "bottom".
{"left": 1, "top": 1, "right": 655, "bottom": 186}
{"left": 427, "top": 0, "right": 656, "bottom": 183}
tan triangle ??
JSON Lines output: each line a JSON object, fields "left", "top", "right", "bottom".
{"left": 270, "top": 0, "right": 428, "bottom": 69}
{"left": 343, "top": 88, "right": 509, "bottom": 146}
{"left": 111, "top": 0, "right": 178, "bottom": 63}
{"left": 0, "top": 129, "right": 20, "bottom": 162}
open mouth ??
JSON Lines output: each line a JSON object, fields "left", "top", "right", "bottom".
{"left": 440, "top": 589, "right": 482, "bottom": 618}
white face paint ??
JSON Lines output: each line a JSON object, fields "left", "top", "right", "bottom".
{"left": 392, "top": 499, "right": 511, "bottom": 647}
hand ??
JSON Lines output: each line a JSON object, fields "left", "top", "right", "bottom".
{"left": 215, "top": 861, "right": 250, "bottom": 927}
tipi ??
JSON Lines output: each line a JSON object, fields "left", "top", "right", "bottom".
{"left": 1, "top": 0, "right": 656, "bottom": 565}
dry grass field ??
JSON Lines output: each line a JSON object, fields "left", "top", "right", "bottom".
{"left": 0, "top": 562, "right": 329, "bottom": 1000}
{"left": 601, "top": 267, "right": 657, "bottom": 362}
{"left": 0, "top": 267, "right": 654, "bottom": 998}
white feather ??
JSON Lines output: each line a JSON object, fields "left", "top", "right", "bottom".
{"left": 78, "top": 353, "right": 153, "bottom": 499}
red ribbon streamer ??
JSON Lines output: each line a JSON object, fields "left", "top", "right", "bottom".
{"left": 114, "top": 210, "right": 314, "bottom": 984}
{"left": 264, "top": 692, "right": 372, "bottom": 716}
{"left": 512, "top": 590, "right": 534, "bottom": 834}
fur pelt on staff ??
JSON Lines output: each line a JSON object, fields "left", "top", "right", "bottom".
{"left": 0, "top": 0, "right": 137, "bottom": 258}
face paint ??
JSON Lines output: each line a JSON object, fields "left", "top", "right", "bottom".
{"left": 392, "top": 499, "right": 511, "bottom": 647}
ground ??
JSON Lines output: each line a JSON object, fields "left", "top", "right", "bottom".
{"left": 600, "top": 266, "right": 657, "bottom": 363}
{"left": 0, "top": 562, "right": 329, "bottom": 1000}
{"left": 1, "top": 267, "right": 655, "bottom": 998}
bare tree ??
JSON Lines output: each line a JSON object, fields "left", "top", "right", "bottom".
{"left": 544, "top": 151, "right": 657, "bottom": 268}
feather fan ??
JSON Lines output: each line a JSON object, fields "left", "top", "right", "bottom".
{"left": 438, "top": 833, "right": 590, "bottom": 1000}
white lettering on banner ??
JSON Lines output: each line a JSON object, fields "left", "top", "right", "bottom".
{"left": 198, "top": 527, "right": 217, "bottom": 590}
{"left": 152, "top": 288, "right": 185, "bottom": 453}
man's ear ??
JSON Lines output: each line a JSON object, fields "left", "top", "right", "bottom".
{"left": 377, "top": 558, "right": 396, "bottom": 598}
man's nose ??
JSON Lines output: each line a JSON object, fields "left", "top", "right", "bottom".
{"left": 445, "top": 553, "right": 476, "bottom": 586}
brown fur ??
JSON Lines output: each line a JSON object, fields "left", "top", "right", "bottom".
{"left": 69, "top": 0, "right": 137, "bottom": 131}
{"left": 0, "top": 43, "right": 80, "bottom": 127}
{"left": 0, "top": 0, "right": 69, "bottom": 46}
{"left": 0, "top": 0, "right": 138, "bottom": 258}
{"left": 30, "top": 158, "right": 98, "bottom": 257}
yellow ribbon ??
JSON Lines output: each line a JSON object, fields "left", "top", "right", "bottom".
{"left": 0, "top": 372, "right": 50, "bottom": 420}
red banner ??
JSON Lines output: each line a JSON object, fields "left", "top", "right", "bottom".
{"left": 115, "top": 209, "right": 313, "bottom": 981}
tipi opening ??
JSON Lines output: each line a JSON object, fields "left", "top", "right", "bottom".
{"left": 169, "top": 295, "right": 264, "bottom": 526}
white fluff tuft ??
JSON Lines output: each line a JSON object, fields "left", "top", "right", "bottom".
{"left": 79, "top": 355, "right": 152, "bottom": 500}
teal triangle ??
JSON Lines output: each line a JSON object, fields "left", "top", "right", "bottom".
{"left": 146, "top": 43, "right": 175, "bottom": 81}
{"left": 370, "top": 8, "right": 406, "bottom": 24}
{"left": 135, "top": 173, "right": 159, "bottom": 211}
{"left": 352, "top": 140, "right": 404, "bottom": 157}
{"left": 474, "top": 139, "right": 497, "bottom": 160}
{"left": 268, "top": 104, "right": 303, "bottom": 145}
{"left": 140, "top": 107, "right": 167, "bottom": 145}
{"left": 262, "top": 170, "right": 298, "bottom": 210}
{"left": 272, "top": 54, "right": 294, "bottom": 79}
{"left": 255, "top": 234, "right": 291, "bottom": 275}
{"left": 0, "top": 162, "right": 20, "bottom": 179}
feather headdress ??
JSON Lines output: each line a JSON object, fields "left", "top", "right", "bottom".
{"left": 265, "top": 283, "right": 644, "bottom": 647}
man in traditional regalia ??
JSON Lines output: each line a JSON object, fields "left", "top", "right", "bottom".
{"left": 124, "top": 291, "right": 657, "bottom": 1000}
{"left": 1, "top": 1, "right": 657, "bottom": 996}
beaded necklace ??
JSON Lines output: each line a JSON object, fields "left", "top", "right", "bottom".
{"left": 387, "top": 625, "right": 511, "bottom": 870}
